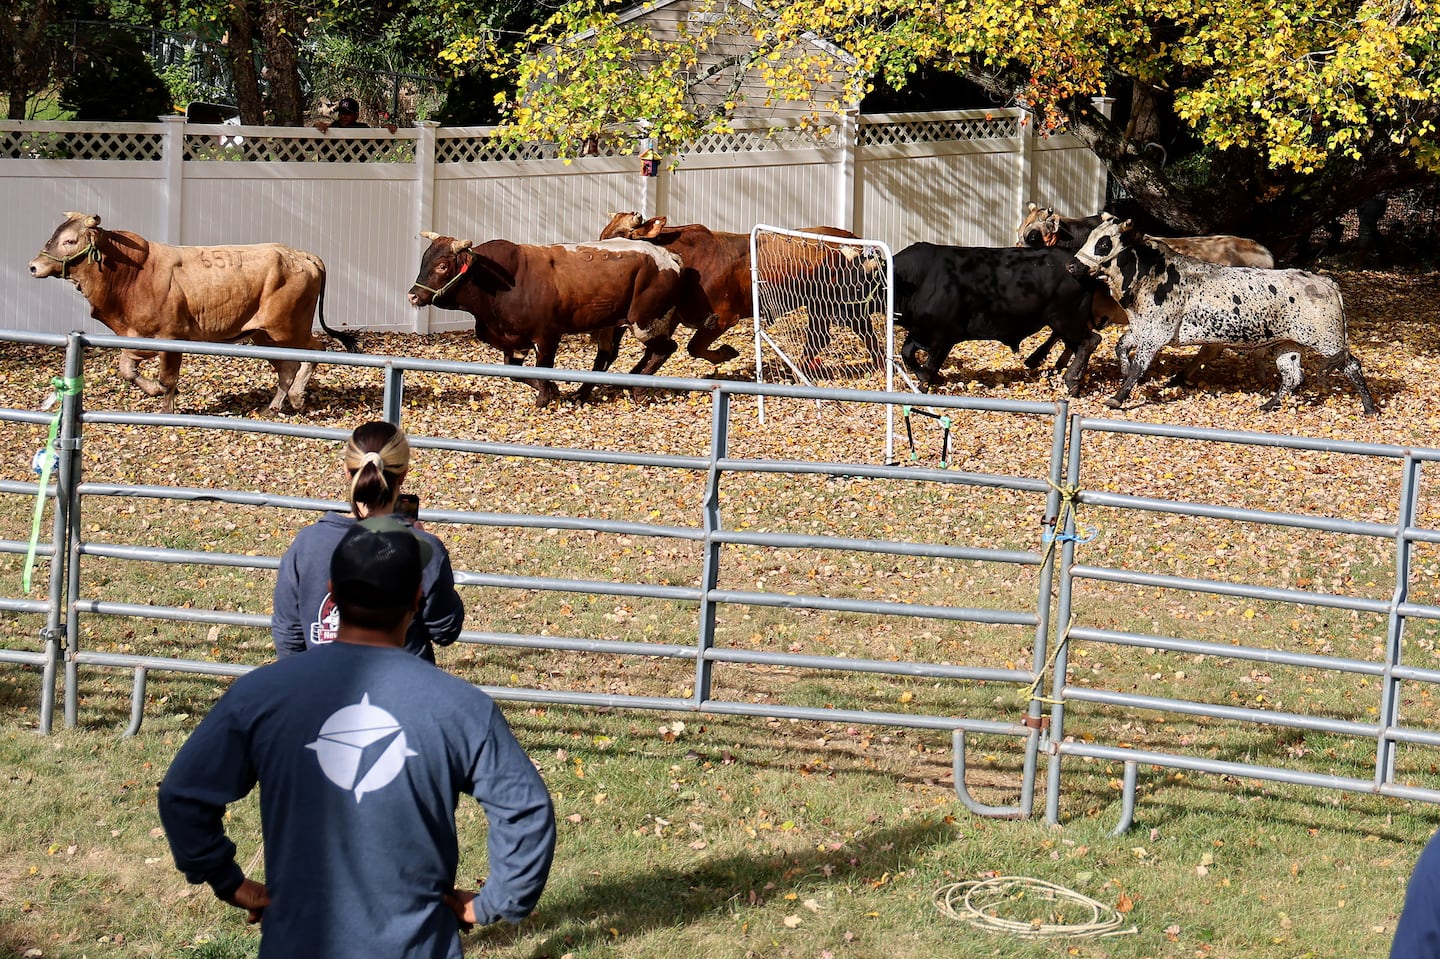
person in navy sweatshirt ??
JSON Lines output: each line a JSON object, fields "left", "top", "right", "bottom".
{"left": 1393, "top": 827, "right": 1440, "bottom": 956}
{"left": 272, "top": 420, "right": 463, "bottom": 662}
{"left": 159, "top": 516, "right": 555, "bottom": 958}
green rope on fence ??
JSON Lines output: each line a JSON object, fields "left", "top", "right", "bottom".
{"left": 1019, "top": 478, "right": 1083, "bottom": 708}
{"left": 24, "top": 375, "right": 83, "bottom": 593}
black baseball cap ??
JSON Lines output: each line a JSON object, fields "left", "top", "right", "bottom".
{"left": 330, "top": 516, "right": 432, "bottom": 609}
{"left": 337, "top": 97, "right": 360, "bottom": 114}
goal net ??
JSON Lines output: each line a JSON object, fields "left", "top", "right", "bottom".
{"left": 750, "top": 225, "right": 909, "bottom": 463}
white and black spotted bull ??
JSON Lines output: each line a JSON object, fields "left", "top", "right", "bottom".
{"left": 1015, "top": 203, "right": 1277, "bottom": 383}
{"left": 1068, "top": 215, "right": 1376, "bottom": 415}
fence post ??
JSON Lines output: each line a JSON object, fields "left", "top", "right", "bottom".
{"left": 161, "top": 114, "right": 186, "bottom": 244}
{"left": 413, "top": 121, "right": 440, "bottom": 335}
{"left": 382, "top": 363, "right": 405, "bottom": 425}
{"left": 835, "top": 109, "right": 859, "bottom": 234}
{"left": 56, "top": 333, "right": 86, "bottom": 729}
{"left": 1044, "top": 411, "right": 1086, "bottom": 823}
{"left": 36, "top": 337, "right": 85, "bottom": 733}
{"left": 1088, "top": 97, "right": 1115, "bottom": 213}
{"left": 1377, "top": 454, "right": 1421, "bottom": 785}
{"left": 692, "top": 385, "right": 728, "bottom": 707}
{"left": 644, "top": 144, "right": 663, "bottom": 219}
{"left": 1015, "top": 109, "right": 1036, "bottom": 225}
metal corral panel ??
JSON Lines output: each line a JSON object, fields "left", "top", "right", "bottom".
{"left": 7, "top": 165, "right": 167, "bottom": 334}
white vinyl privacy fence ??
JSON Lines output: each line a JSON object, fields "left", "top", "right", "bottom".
{"left": 2, "top": 110, "right": 1106, "bottom": 336}
{"left": 4, "top": 330, "right": 1440, "bottom": 832}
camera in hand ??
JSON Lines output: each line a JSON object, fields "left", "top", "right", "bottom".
{"left": 394, "top": 494, "right": 420, "bottom": 523}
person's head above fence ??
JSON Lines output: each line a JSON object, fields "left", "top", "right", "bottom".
{"left": 314, "top": 97, "right": 368, "bottom": 132}
{"left": 343, "top": 421, "right": 410, "bottom": 517}
{"left": 329, "top": 515, "right": 430, "bottom": 632}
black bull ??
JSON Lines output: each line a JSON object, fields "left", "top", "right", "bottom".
{"left": 890, "top": 243, "right": 1101, "bottom": 394}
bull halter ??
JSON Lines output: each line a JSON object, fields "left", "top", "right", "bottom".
{"left": 39, "top": 236, "right": 102, "bottom": 278}
{"left": 412, "top": 249, "right": 473, "bottom": 302}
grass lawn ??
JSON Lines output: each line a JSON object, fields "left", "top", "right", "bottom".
{"left": 3, "top": 266, "right": 1440, "bottom": 957}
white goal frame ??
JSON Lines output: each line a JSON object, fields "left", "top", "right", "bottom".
{"left": 750, "top": 225, "right": 903, "bottom": 463}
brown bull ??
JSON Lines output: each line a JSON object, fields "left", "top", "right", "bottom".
{"left": 407, "top": 234, "right": 683, "bottom": 407}
{"left": 598, "top": 214, "right": 871, "bottom": 368}
{"left": 28, "top": 212, "right": 358, "bottom": 413}
{"left": 1016, "top": 204, "right": 1275, "bottom": 267}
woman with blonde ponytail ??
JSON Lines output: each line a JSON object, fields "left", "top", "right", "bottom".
{"left": 272, "top": 421, "right": 464, "bottom": 662}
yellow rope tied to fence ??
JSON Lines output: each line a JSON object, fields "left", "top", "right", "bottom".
{"left": 934, "top": 876, "right": 1138, "bottom": 939}
{"left": 1017, "top": 478, "right": 1086, "bottom": 708}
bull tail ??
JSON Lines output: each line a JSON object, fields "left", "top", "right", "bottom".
{"left": 315, "top": 267, "right": 360, "bottom": 353}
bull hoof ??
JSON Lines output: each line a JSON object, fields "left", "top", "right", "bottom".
{"left": 1103, "top": 396, "right": 1124, "bottom": 410}
{"left": 710, "top": 346, "right": 740, "bottom": 364}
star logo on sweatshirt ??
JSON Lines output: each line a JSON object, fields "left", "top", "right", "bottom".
{"left": 307, "top": 694, "right": 418, "bottom": 802}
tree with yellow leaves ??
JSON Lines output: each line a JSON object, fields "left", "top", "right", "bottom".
{"left": 454, "top": 0, "right": 1440, "bottom": 252}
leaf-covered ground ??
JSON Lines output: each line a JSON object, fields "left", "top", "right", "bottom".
{"left": 5, "top": 266, "right": 1439, "bottom": 730}
{"left": 354, "top": 268, "right": 1439, "bottom": 450}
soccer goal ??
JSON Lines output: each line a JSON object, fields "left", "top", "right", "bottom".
{"left": 751, "top": 225, "right": 909, "bottom": 463}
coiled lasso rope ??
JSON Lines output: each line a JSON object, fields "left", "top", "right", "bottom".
{"left": 934, "top": 876, "right": 1138, "bottom": 939}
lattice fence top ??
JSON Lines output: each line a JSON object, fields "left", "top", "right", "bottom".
{"left": 433, "top": 124, "right": 840, "bottom": 162}
{"left": 183, "top": 129, "right": 416, "bottom": 163}
{"left": 0, "top": 126, "right": 164, "bottom": 161}
{"left": 860, "top": 112, "right": 1023, "bottom": 147}
{"left": 0, "top": 109, "right": 1039, "bottom": 164}
{"left": 435, "top": 135, "right": 562, "bottom": 163}
{"left": 683, "top": 124, "right": 843, "bottom": 154}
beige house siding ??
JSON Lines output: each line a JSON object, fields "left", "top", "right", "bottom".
{"left": 612, "top": 0, "right": 858, "bottom": 122}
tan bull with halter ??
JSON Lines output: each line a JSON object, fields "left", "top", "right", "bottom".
{"left": 29, "top": 212, "right": 357, "bottom": 413}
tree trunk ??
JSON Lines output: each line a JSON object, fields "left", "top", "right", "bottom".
{"left": 225, "top": 0, "right": 264, "bottom": 124}
{"left": 259, "top": 0, "right": 306, "bottom": 126}
{"left": 2, "top": 0, "right": 58, "bottom": 120}
{"left": 1122, "top": 80, "right": 1164, "bottom": 148}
